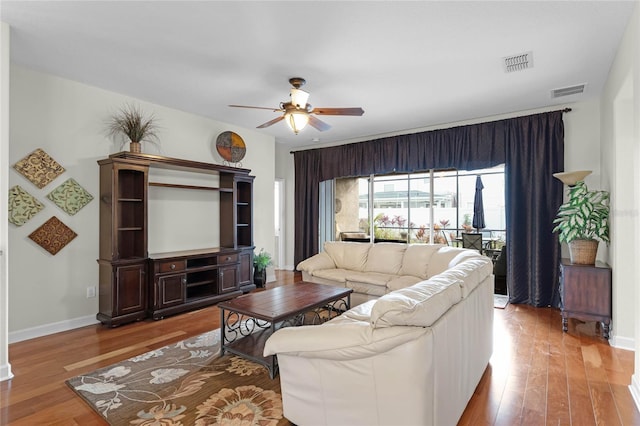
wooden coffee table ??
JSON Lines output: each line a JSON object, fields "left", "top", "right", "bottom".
{"left": 218, "top": 282, "right": 352, "bottom": 378}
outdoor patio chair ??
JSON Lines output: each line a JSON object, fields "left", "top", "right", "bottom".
{"left": 462, "top": 232, "right": 483, "bottom": 253}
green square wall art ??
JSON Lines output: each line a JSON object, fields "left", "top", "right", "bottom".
{"left": 8, "top": 185, "right": 45, "bottom": 226}
{"left": 47, "top": 178, "right": 94, "bottom": 216}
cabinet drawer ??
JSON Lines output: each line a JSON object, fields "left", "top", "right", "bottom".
{"left": 158, "top": 260, "right": 186, "bottom": 273}
{"left": 218, "top": 253, "right": 238, "bottom": 264}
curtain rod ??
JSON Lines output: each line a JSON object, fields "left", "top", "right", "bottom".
{"left": 290, "top": 108, "right": 573, "bottom": 154}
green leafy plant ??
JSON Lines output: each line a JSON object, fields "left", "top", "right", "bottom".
{"left": 552, "top": 180, "right": 610, "bottom": 244}
{"left": 253, "top": 249, "right": 273, "bottom": 272}
{"left": 107, "top": 103, "right": 159, "bottom": 145}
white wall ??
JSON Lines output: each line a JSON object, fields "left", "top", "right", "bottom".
{"left": 0, "top": 22, "right": 13, "bottom": 381}
{"left": 600, "top": 2, "right": 638, "bottom": 353}
{"left": 7, "top": 65, "right": 275, "bottom": 340}
{"left": 275, "top": 142, "right": 296, "bottom": 270}
{"left": 598, "top": 2, "right": 640, "bottom": 408}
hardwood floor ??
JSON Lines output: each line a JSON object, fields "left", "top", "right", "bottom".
{"left": 1, "top": 270, "right": 638, "bottom": 425}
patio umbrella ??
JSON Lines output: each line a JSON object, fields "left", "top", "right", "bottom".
{"left": 472, "top": 175, "right": 486, "bottom": 232}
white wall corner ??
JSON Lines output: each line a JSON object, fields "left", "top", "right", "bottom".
{"left": 630, "top": 374, "right": 640, "bottom": 412}
{"left": 610, "top": 334, "right": 635, "bottom": 351}
{"left": 8, "top": 315, "right": 99, "bottom": 344}
{"left": 0, "top": 362, "right": 13, "bottom": 381}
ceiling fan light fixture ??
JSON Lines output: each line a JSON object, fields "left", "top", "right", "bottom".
{"left": 290, "top": 88, "right": 309, "bottom": 108}
{"left": 230, "top": 77, "right": 363, "bottom": 133}
{"left": 285, "top": 110, "right": 309, "bottom": 134}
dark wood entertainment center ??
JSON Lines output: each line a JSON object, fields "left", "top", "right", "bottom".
{"left": 96, "top": 152, "right": 255, "bottom": 327}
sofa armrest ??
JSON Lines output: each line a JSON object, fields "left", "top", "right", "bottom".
{"left": 264, "top": 322, "right": 429, "bottom": 360}
{"left": 296, "top": 251, "right": 336, "bottom": 273}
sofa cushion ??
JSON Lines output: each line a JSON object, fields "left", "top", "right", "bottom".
{"left": 386, "top": 275, "right": 424, "bottom": 292}
{"left": 346, "top": 280, "right": 389, "bottom": 298}
{"left": 324, "top": 241, "right": 371, "bottom": 272}
{"left": 438, "top": 257, "right": 493, "bottom": 297}
{"left": 370, "top": 277, "right": 462, "bottom": 328}
{"left": 345, "top": 270, "right": 394, "bottom": 287}
{"left": 426, "top": 246, "right": 480, "bottom": 278}
{"left": 364, "top": 243, "right": 407, "bottom": 275}
{"left": 399, "top": 244, "right": 443, "bottom": 279}
{"left": 312, "top": 268, "right": 350, "bottom": 283}
{"left": 329, "top": 299, "right": 376, "bottom": 324}
{"left": 296, "top": 251, "right": 336, "bottom": 274}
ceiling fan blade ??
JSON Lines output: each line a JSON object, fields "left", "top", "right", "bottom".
{"left": 310, "top": 107, "right": 364, "bottom": 116}
{"left": 257, "top": 115, "right": 285, "bottom": 129}
{"left": 308, "top": 115, "right": 331, "bottom": 132}
{"left": 229, "top": 104, "right": 283, "bottom": 112}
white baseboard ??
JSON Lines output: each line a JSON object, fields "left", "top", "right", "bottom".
{"left": 630, "top": 374, "right": 640, "bottom": 412}
{"left": 8, "top": 314, "right": 99, "bottom": 344}
{"left": 609, "top": 334, "right": 635, "bottom": 351}
{"left": 0, "top": 362, "right": 13, "bottom": 381}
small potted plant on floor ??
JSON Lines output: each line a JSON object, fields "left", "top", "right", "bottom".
{"left": 552, "top": 180, "right": 610, "bottom": 264}
{"left": 253, "top": 249, "right": 272, "bottom": 288}
{"left": 107, "top": 103, "right": 159, "bottom": 153}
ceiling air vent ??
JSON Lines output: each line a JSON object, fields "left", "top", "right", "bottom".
{"left": 503, "top": 51, "right": 533, "bottom": 73}
{"left": 551, "top": 84, "right": 586, "bottom": 99}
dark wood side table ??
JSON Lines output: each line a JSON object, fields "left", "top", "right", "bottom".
{"left": 560, "top": 258, "right": 612, "bottom": 339}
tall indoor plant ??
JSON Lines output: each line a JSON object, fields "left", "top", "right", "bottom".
{"left": 552, "top": 180, "right": 610, "bottom": 264}
{"left": 253, "top": 249, "right": 272, "bottom": 288}
{"left": 107, "top": 103, "right": 159, "bottom": 153}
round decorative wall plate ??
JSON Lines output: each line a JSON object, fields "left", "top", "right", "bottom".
{"left": 215, "top": 131, "right": 246, "bottom": 163}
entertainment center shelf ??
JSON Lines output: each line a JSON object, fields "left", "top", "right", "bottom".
{"left": 148, "top": 248, "right": 244, "bottom": 320}
{"left": 97, "top": 152, "right": 255, "bottom": 327}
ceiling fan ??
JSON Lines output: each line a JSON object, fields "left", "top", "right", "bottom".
{"left": 229, "top": 77, "right": 364, "bottom": 134}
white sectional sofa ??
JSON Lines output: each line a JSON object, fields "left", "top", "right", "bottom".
{"left": 297, "top": 241, "right": 484, "bottom": 306}
{"left": 264, "top": 242, "right": 494, "bottom": 426}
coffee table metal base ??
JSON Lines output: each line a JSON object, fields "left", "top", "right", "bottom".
{"left": 219, "top": 283, "right": 352, "bottom": 379}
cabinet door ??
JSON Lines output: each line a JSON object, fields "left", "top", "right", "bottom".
{"left": 158, "top": 274, "right": 186, "bottom": 308}
{"left": 562, "top": 264, "right": 611, "bottom": 317}
{"left": 238, "top": 249, "right": 253, "bottom": 287}
{"left": 115, "top": 263, "right": 146, "bottom": 316}
{"left": 219, "top": 265, "right": 239, "bottom": 293}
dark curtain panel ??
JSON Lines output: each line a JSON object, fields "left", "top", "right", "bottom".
{"left": 504, "top": 112, "right": 565, "bottom": 306}
{"left": 293, "top": 150, "right": 321, "bottom": 268}
{"left": 293, "top": 110, "right": 565, "bottom": 307}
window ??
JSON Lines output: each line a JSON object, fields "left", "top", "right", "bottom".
{"left": 334, "top": 165, "right": 505, "bottom": 246}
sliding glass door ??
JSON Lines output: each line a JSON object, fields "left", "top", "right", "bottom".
{"left": 334, "top": 165, "right": 505, "bottom": 246}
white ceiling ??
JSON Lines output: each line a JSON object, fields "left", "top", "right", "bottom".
{"left": 0, "top": 1, "right": 635, "bottom": 148}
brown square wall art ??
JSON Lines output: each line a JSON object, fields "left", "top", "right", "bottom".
{"left": 28, "top": 216, "right": 77, "bottom": 255}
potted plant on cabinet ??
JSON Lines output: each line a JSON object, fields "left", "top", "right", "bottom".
{"left": 552, "top": 180, "right": 610, "bottom": 264}
{"left": 253, "top": 249, "right": 272, "bottom": 288}
{"left": 107, "top": 103, "right": 159, "bottom": 153}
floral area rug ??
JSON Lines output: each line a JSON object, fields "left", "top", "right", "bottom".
{"left": 65, "top": 328, "right": 292, "bottom": 425}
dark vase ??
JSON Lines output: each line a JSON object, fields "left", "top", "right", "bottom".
{"left": 254, "top": 268, "right": 267, "bottom": 288}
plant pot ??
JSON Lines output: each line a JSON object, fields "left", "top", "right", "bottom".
{"left": 254, "top": 268, "right": 267, "bottom": 288}
{"left": 129, "top": 141, "right": 142, "bottom": 153}
{"left": 569, "top": 239, "right": 598, "bottom": 265}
